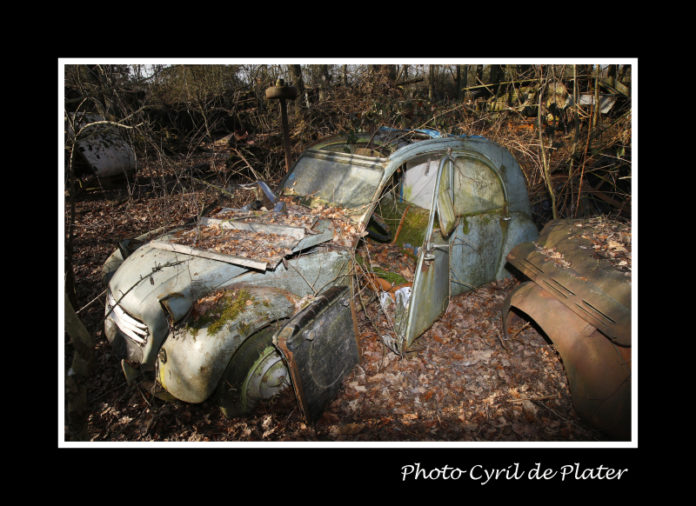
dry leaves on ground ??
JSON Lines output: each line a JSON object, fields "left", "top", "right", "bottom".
{"left": 66, "top": 185, "right": 607, "bottom": 443}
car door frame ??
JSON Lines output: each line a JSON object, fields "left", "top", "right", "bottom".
{"left": 392, "top": 147, "right": 514, "bottom": 352}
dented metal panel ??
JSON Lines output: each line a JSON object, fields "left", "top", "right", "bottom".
{"left": 150, "top": 240, "right": 269, "bottom": 271}
{"left": 151, "top": 217, "right": 316, "bottom": 271}
{"left": 401, "top": 241, "right": 450, "bottom": 349}
{"left": 290, "top": 219, "right": 335, "bottom": 253}
{"left": 450, "top": 215, "right": 505, "bottom": 296}
{"left": 233, "top": 248, "right": 354, "bottom": 300}
{"left": 507, "top": 220, "right": 630, "bottom": 345}
{"left": 201, "top": 216, "right": 306, "bottom": 240}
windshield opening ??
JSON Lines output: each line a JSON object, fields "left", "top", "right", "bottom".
{"left": 281, "top": 151, "right": 384, "bottom": 213}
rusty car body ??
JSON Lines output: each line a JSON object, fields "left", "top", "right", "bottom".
{"left": 102, "top": 127, "right": 538, "bottom": 421}
{"left": 503, "top": 219, "right": 632, "bottom": 439}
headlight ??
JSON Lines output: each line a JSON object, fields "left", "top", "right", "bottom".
{"left": 106, "top": 292, "right": 149, "bottom": 345}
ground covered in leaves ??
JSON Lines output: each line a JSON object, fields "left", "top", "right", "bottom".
{"left": 64, "top": 172, "right": 611, "bottom": 444}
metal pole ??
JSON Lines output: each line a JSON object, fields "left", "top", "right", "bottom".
{"left": 279, "top": 96, "right": 292, "bottom": 173}
{"left": 265, "top": 79, "right": 298, "bottom": 173}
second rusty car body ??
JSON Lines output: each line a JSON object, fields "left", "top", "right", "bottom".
{"left": 503, "top": 218, "right": 632, "bottom": 439}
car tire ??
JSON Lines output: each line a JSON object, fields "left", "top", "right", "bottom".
{"left": 367, "top": 212, "right": 391, "bottom": 242}
{"left": 215, "top": 320, "right": 290, "bottom": 418}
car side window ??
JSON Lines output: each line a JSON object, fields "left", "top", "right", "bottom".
{"left": 452, "top": 156, "right": 505, "bottom": 215}
{"left": 400, "top": 155, "right": 440, "bottom": 210}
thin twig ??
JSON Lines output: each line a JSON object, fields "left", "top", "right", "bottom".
{"left": 495, "top": 330, "right": 510, "bottom": 352}
{"left": 574, "top": 108, "right": 594, "bottom": 217}
{"left": 508, "top": 395, "right": 556, "bottom": 403}
{"left": 531, "top": 398, "right": 569, "bottom": 422}
{"left": 509, "top": 321, "right": 531, "bottom": 340}
{"left": 76, "top": 288, "right": 107, "bottom": 315}
{"left": 537, "top": 74, "right": 557, "bottom": 220}
{"left": 390, "top": 203, "right": 411, "bottom": 244}
{"left": 231, "top": 147, "right": 263, "bottom": 181}
{"left": 286, "top": 261, "right": 318, "bottom": 296}
{"left": 189, "top": 176, "right": 238, "bottom": 199}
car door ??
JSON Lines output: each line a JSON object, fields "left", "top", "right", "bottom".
{"left": 398, "top": 155, "right": 456, "bottom": 351}
{"left": 397, "top": 149, "right": 509, "bottom": 351}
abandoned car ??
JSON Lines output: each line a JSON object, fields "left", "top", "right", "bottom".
{"left": 67, "top": 112, "right": 137, "bottom": 179}
{"left": 102, "top": 128, "right": 538, "bottom": 422}
{"left": 503, "top": 218, "right": 632, "bottom": 440}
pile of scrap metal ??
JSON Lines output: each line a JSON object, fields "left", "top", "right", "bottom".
{"left": 503, "top": 218, "right": 632, "bottom": 440}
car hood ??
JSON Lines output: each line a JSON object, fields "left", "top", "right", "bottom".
{"left": 108, "top": 241, "right": 249, "bottom": 320}
{"left": 108, "top": 218, "right": 336, "bottom": 322}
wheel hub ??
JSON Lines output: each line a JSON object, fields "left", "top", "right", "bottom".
{"left": 241, "top": 346, "right": 289, "bottom": 409}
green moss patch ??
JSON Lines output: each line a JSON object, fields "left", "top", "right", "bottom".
{"left": 186, "top": 288, "right": 255, "bottom": 337}
{"left": 376, "top": 195, "right": 430, "bottom": 247}
{"left": 371, "top": 266, "right": 408, "bottom": 286}
{"left": 355, "top": 251, "right": 409, "bottom": 286}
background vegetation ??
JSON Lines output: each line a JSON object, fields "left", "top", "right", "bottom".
{"left": 62, "top": 62, "right": 633, "bottom": 442}
{"left": 64, "top": 62, "right": 632, "bottom": 220}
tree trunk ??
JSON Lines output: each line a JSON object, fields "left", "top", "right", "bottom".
{"left": 490, "top": 64, "right": 505, "bottom": 97}
{"left": 428, "top": 65, "right": 436, "bottom": 102}
{"left": 318, "top": 65, "right": 331, "bottom": 102}
{"left": 289, "top": 64, "right": 306, "bottom": 114}
{"left": 65, "top": 296, "right": 95, "bottom": 441}
{"left": 384, "top": 64, "right": 397, "bottom": 83}
{"left": 455, "top": 65, "right": 461, "bottom": 99}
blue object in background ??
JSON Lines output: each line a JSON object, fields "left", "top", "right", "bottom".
{"left": 401, "top": 243, "right": 420, "bottom": 258}
{"left": 377, "top": 125, "right": 487, "bottom": 141}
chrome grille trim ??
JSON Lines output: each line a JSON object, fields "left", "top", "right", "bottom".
{"left": 106, "top": 292, "right": 149, "bottom": 345}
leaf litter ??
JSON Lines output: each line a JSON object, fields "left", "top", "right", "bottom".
{"left": 67, "top": 185, "right": 609, "bottom": 443}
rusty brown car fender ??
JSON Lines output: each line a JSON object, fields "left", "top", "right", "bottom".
{"left": 503, "top": 219, "right": 632, "bottom": 439}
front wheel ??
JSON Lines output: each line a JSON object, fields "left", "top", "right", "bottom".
{"left": 215, "top": 321, "right": 290, "bottom": 417}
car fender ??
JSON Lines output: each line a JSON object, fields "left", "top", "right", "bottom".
{"left": 156, "top": 285, "right": 297, "bottom": 404}
{"left": 503, "top": 281, "right": 630, "bottom": 439}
